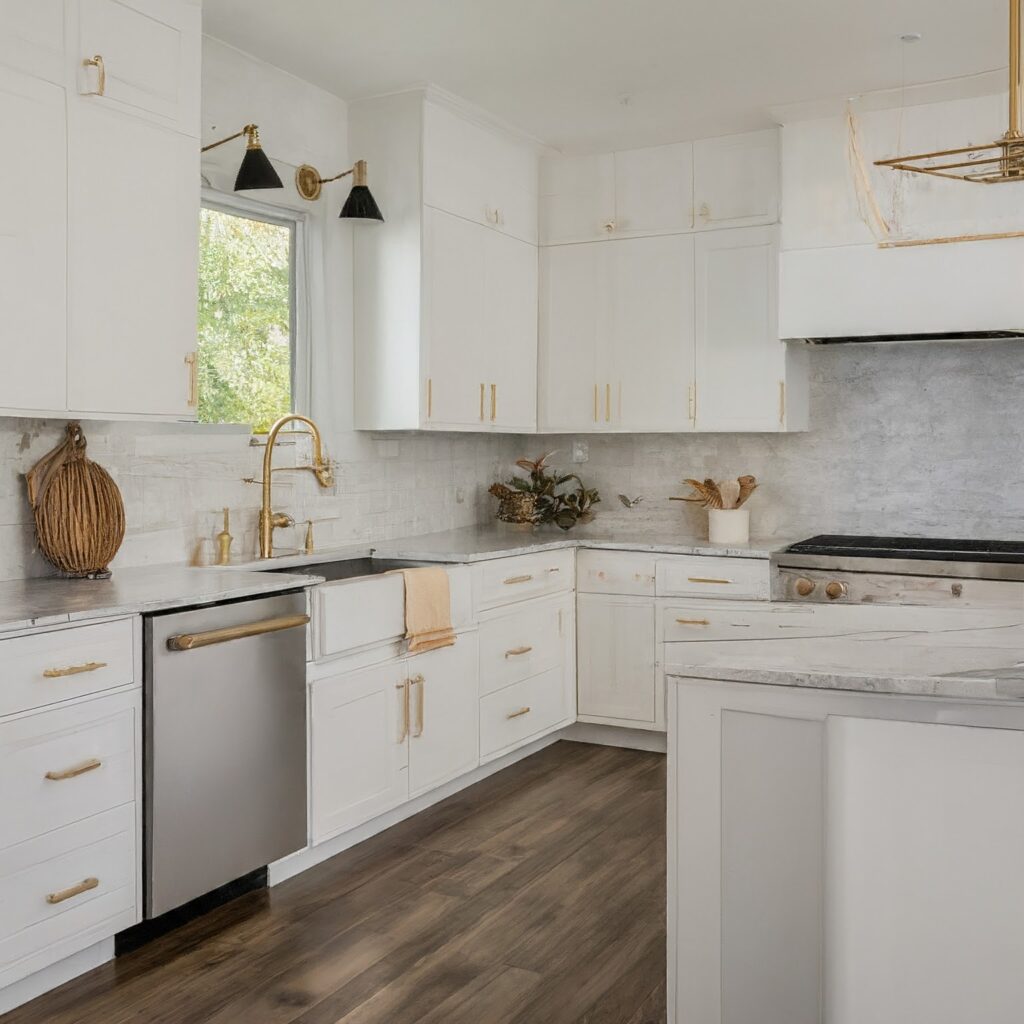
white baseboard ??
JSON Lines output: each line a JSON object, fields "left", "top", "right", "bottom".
{"left": 561, "top": 721, "right": 667, "bottom": 753}
{"left": 0, "top": 938, "right": 114, "bottom": 1016}
{"left": 269, "top": 731, "right": 562, "bottom": 886}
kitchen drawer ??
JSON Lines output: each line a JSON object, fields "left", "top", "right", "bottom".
{"left": 474, "top": 549, "right": 574, "bottom": 612}
{"left": 479, "top": 666, "right": 571, "bottom": 760}
{"left": 656, "top": 556, "right": 770, "bottom": 601}
{"left": 0, "top": 803, "right": 138, "bottom": 990}
{"left": 662, "top": 601, "right": 828, "bottom": 642}
{"left": 0, "top": 690, "right": 139, "bottom": 852}
{"left": 577, "top": 549, "right": 657, "bottom": 596}
{"left": 478, "top": 594, "right": 570, "bottom": 697}
{"left": 316, "top": 567, "right": 472, "bottom": 660}
{"left": 0, "top": 618, "right": 135, "bottom": 718}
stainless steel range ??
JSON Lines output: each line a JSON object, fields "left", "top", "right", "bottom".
{"left": 773, "top": 535, "right": 1024, "bottom": 607}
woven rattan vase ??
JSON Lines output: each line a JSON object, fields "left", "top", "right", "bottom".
{"left": 25, "top": 422, "right": 126, "bottom": 578}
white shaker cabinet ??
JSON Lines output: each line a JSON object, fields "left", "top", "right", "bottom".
{"left": 693, "top": 128, "right": 779, "bottom": 230}
{"left": 0, "top": 67, "right": 68, "bottom": 413}
{"left": 539, "top": 152, "right": 616, "bottom": 245}
{"left": 0, "top": 0, "right": 65, "bottom": 83}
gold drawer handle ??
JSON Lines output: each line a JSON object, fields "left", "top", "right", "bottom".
{"left": 82, "top": 54, "right": 105, "bottom": 96}
{"left": 507, "top": 706, "right": 531, "bottom": 720}
{"left": 503, "top": 574, "right": 534, "bottom": 585}
{"left": 411, "top": 674, "right": 425, "bottom": 738}
{"left": 43, "top": 661, "right": 107, "bottom": 679}
{"left": 396, "top": 680, "right": 410, "bottom": 742}
{"left": 45, "top": 758, "right": 102, "bottom": 781}
{"left": 687, "top": 577, "right": 733, "bottom": 585}
{"left": 676, "top": 618, "right": 711, "bottom": 626}
{"left": 505, "top": 646, "right": 533, "bottom": 658}
{"left": 167, "top": 613, "right": 309, "bottom": 651}
{"left": 46, "top": 877, "right": 99, "bottom": 905}
{"left": 185, "top": 351, "right": 198, "bottom": 408}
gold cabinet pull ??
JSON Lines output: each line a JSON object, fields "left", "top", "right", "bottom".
{"left": 507, "top": 706, "right": 531, "bottom": 720}
{"left": 184, "top": 351, "right": 198, "bottom": 408}
{"left": 47, "top": 877, "right": 99, "bottom": 905}
{"left": 676, "top": 618, "right": 710, "bottom": 627}
{"left": 605, "top": 382, "right": 611, "bottom": 423}
{"left": 593, "top": 384, "right": 598, "bottom": 422}
{"left": 42, "top": 661, "right": 107, "bottom": 679}
{"left": 82, "top": 54, "right": 105, "bottom": 96}
{"left": 479, "top": 382, "right": 485, "bottom": 420}
{"left": 688, "top": 383, "right": 696, "bottom": 422}
{"left": 687, "top": 577, "right": 733, "bottom": 585}
{"left": 490, "top": 383, "right": 497, "bottom": 422}
{"left": 167, "top": 613, "right": 309, "bottom": 651}
{"left": 779, "top": 380, "right": 786, "bottom": 425}
{"left": 504, "top": 645, "right": 533, "bottom": 658}
{"left": 427, "top": 378, "right": 433, "bottom": 419}
{"left": 411, "top": 674, "right": 425, "bottom": 737}
{"left": 396, "top": 680, "right": 410, "bottom": 742}
{"left": 503, "top": 574, "right": 534, "bottom": 585}
{"left": 45, "top": 758, "right": 102, "bottom": 782}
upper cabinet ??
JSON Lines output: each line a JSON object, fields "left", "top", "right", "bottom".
{"left": 0, "top": 0, "right": 201, "bottom": 421}
{"left": 692, "top": 128, "right": 779, "bottom": 230}
{"left": 352, "top": 89, "right": 541, "bottom": 432}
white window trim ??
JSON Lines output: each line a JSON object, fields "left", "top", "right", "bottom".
{"left": 199, "top": 187, "right": 311, "bottom": 426}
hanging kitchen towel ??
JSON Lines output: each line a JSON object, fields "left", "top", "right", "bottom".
{"left": 395, "top": 567, "right": 456, "bottom": 654}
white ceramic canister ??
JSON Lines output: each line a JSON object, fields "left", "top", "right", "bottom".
{"left": 708, "top": 508, "right": 750, "bottom": 545}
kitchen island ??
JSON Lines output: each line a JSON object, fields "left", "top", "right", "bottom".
{"left": 666, "top": 609, "right": 1024, "bottom": 1024}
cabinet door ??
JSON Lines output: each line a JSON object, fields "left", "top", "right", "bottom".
{"left": 577, "top": 594, "right": 659, "bottom": 728}
{"left": 422, "top": 207, "right": 487, "bottom": 428}
{"left": 484, "top": 229, "right": 537, "bottom": 431}
{"left": 538, "top": 242, "right": 610, "bottom": 431}
{"left": 0, "top": 0, "right": 65, "bottom": 83}
{"left": 0, "top": 68, "right": 67, "bottom": 413}
{"left": 614, "top": 142, "right": 694, "bottom": 237}
{"left": 694, "top": 226, "right": 784, "bottom": 432}
{"left": 539, "top": 152, "right": 616, "bottom": 245}
{"left": 67, "top": 102, "right": 198, "bottom": 417}
{"left": 77, "top": 0, "right": 201, "bottom": 137}
{"left": 310, "top": 659, "right": 409, "bottom": 844}
{"left": 610, "top": 235, "right": 694, "bottom": 432}
{"left": 408, "top": 634, "right": 479, "bottom": 798}
{"left": 693, "top": 128, "right": 779, "bottom": 230}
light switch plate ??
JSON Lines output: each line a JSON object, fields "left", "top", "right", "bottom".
{"left": 572, "top": 440, "right": 589, "bottom": 463}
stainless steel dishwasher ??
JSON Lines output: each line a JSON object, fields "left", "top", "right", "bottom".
{"left": 143, "top": 591, "right": 308, "bottom": 918}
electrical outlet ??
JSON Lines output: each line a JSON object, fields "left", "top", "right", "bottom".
{"left": 572, "top": 440, "right": 589, "bottom": 463}
{"left": 455, "top": 487, "right": 466, "bottom": 504}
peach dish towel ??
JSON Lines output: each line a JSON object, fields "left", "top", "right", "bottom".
{"left": 395, "top": 567, "right": 456, "bottom": 654}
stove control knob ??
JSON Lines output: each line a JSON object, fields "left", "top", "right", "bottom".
{"left": 794, "top": 577, "right": 816, "bottom": 597}
{"left": 825, "top": 580, "right": 848, "bottom": 600}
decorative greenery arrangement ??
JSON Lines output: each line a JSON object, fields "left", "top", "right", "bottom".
{"left": 671, "top": 475, "right": 758, "bottom": 509}
{"left": 489, "top": 452, "right": 600, "bottom": 530}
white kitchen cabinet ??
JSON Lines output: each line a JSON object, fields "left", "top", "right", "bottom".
{"left": 693, "top": 128, "right": 779, "bottom": 230}
{"left": 669, "top": 678, "right": 1024, "bottom": 1024}
{"left": 539, "top": 152, "right": 616, "bottom": 245}
{"left": 408, "top": 636, "right": 480, "bottom": 797}
{"left": 577, "top": 593, "right": 660, "bottom": 729}
{"left": 694, "top": 225, "right": 807, "bottom": 432}
{"left": 310, "top": 658, "right": 410, "bottom": 844}
{"left": 0, "top": 0, "right": 65, "bottom": 83}
{"left": 67, "top": 102, "right": 199, "bottom": 417}
{"left": 0, "top": 67, "right": 68, "bottom": 414}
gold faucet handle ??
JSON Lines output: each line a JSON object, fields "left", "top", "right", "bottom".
{"left": 314, "top": 462, "right": 335, "bottom": 487}
{"left": 304, "top": 520, "right": 315, "bottom": 555}
{"left": 270, "top": 512, "right": 294, "bottom": 530}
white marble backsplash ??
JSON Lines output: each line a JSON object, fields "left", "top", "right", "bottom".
{"left": 1, "top": 340, "right": 1020, "bottom": 581}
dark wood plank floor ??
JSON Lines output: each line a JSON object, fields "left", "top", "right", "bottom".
{"left": 4, "top": 741, "right": 666, "bottom": 1024}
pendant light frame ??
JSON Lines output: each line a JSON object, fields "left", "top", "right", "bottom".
{"left": 876, "top": 0, "right": 1024, "bottom": 184}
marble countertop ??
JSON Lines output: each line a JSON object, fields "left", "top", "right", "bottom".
{"left": 0, "top": 566, "right": 323, "bottom": 635}
{"left": 369, "top": 523, "right": 789, "bottom": 563}
{"left": 666, "top": 608, "right": 1024, "bottom": 701}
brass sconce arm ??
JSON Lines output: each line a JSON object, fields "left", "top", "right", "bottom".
{"left": 296, "top": 159, "right": 367, "bottom": 201}
{"left": 201, "top": 124, "right": 261, "bottom": 153}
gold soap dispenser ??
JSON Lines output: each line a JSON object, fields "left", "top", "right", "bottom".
{"left": 215, "top": 508, "right": 233, "bottom": 566}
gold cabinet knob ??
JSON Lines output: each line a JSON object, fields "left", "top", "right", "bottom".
{"left": 825, "top": 580, "right": 848, "bottom": 600}
{"left": 795, "top": 577, "right": 816, "bottom": 597}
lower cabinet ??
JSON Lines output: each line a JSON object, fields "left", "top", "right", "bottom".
{"left": 577, "top": 593, "right": 660, "bottom": 730}
{"left": 310, "top": 634, "right": 480, "bottom": 844}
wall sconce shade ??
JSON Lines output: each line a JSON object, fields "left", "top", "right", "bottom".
{"left": 295, "top": 159, "right": 384, "bottom": 221}
{"left": 201, "top": 124, "right": 283, "bottom": 191}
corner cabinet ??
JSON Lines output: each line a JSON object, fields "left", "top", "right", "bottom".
{"left": 0, "top": 0, "right": 201, "bottom": 421}
{"left": 351, "top": 88, "right": 540, "bottom": 432}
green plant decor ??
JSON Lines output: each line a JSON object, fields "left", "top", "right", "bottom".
{"left": 489, "top": 452, "right": 600, "bottom": 531}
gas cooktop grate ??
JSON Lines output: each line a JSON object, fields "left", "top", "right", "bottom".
{"left": 786, "top": 535, "right": 1024, "bottom": 563}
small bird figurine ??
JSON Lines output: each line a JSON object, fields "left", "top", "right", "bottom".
{"left": 618, "top": 494, "right": 643, "bottom": 509}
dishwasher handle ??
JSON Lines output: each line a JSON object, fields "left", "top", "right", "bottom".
{"left": 166, "top": 613, "right": 310, "bottom": 651}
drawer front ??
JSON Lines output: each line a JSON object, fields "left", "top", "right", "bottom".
{"left": 478, "top": 595, "right": 570, "bottom": 697}
{"left": 0, "top": 691, "right": 139, "bottom": 851}
{"left": 656, "top": 556, "right": 770, "bottom": 601}
{"left": 577, "top": 549, "right": 657, "bottom": 596}
{"left": 0, "top": 618, "right": 135, "bottom": 718}
{"left": 475, "top": 549, "right": 574, "bottom": 612}
{"left": 480, "top": 667, "right": 570, "bottom": 759}
{"left": 0, "top": 803, "right": 138, "bottom": 989}
{"left": 663, "top": 601, "right": 825, "bottom": 642}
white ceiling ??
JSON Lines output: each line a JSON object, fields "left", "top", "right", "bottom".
{"left": 203, "top": 0, "right": 1008, "bottom": 152}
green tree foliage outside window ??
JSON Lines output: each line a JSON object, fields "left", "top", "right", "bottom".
{"left": 197, "top": 207, "right": 293, "bottom": 432}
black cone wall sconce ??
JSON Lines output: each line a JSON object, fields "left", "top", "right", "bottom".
{"left": 200, "top": 124, "right": 284, "bottom": 191}
{"left": 294, "top": 160, "right": 385, "bottom": 221}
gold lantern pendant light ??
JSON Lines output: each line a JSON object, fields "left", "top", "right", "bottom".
{"left": 876, "top": 0, "right": 1024, "bottom": 183}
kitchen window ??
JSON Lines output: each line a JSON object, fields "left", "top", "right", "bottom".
{"left": 197, "top": 195, "right": 309, "bottom": 432}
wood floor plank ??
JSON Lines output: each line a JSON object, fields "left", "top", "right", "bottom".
{"left": 3, "top": 742, "right": 667, "bottom": 1024}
